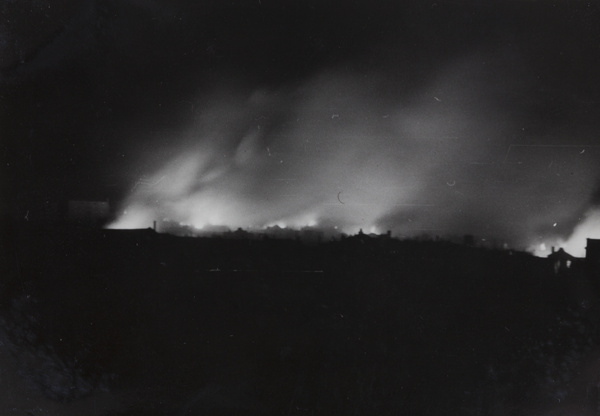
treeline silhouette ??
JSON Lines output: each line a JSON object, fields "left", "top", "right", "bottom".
{"left": 1, "top": 225, "right": 600, "bottom": 415}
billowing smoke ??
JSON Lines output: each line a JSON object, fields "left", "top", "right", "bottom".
{"left": 537, "top": 184, "right": 600, "bottom": 257}
{"left": 108, "top": 53, "right": 600, "bottom": 252}
{"left": 4, "top": 1, "right": 598, "bottom": 255}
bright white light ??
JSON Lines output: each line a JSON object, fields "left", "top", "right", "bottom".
{"left": 528, "top": 239, "right": 565, "bottom": 257}
{"left": 529, "top": 209, "right": 600, "bottom": 258}
{"left": 106, "top": 205, "right": 155, "bottom": 229}
{"left": 561, "top": 209, "right": 600, "bottom": 258}
{"left": 110, "top": 62, "right": 574, "bottom": 243}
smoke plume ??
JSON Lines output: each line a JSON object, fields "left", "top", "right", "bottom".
{"left": 109, "top": 53, "right": 600, "bottom": 253}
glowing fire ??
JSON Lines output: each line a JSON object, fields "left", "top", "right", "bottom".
{"left": 107, "top": 71, "right": 431, "bottom": 234}
{"left": 529, "top": 209, "right": 600, "bottom": 258}
{"left": 106, "top": 63, "right": 600, "bottom": 249}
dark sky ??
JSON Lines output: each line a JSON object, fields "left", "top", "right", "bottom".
{"left": 2, "top": 0, "right": 600, "bottom": 254}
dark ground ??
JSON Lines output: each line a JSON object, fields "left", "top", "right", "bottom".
{"left": 2, "top": 225, "right": 600, "bottom": 415}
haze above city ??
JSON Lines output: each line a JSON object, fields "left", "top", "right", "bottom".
{"left": 3, "top": 0, "right": 600, "bottom": 256}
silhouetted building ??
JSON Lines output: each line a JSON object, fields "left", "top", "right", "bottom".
{"left": 223, "top": 227, "right": 256, "bottom": 240}
{"left": 586, "top": 239, "right": 600, "bottom": 274}
{"left": 199, "top": 224, "right": 231, "bottom": 235}
{"left": 548, "top": 247, "right": 577, "bottom": 275}
{"left": 263, "top": 225, "right": 297, "bottom": 240}
{"left": 347, "top": 229, "right": 393, "bottom": 246}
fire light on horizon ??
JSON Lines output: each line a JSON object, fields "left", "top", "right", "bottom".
{"left": 105, "top": 61, "right": 600, "bottom": 251}
{"left": 528, "top": 209, "right": 600, "bottom": 258}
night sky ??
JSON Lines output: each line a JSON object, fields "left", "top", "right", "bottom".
{"left": 2, "top": 0, "right": 600, "bottom": 254}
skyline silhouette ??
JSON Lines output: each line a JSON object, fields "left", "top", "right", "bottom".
{"left": 2, "top": 4, "right": 600, "bottom": 413}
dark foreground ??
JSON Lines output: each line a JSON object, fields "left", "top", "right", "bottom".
{"left": 2, "top": 226, "right": 600, "bottom": 416}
